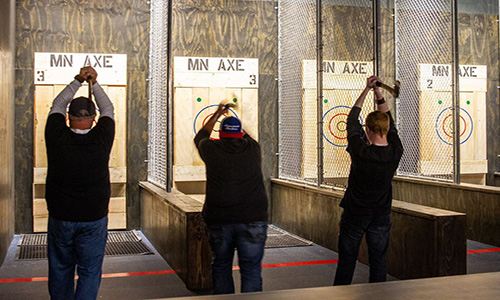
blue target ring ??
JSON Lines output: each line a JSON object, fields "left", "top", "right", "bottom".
{"left": 193, "top": 104, "right": 239, "bottom": 134}
{"left": 322, "top": 105, "right": 364, "bottom": 147}
{"left": 435, "top": 107, "right": 473, "bottom": 145}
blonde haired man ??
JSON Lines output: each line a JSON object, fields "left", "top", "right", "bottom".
{"left": 334, "top": 75, "right": 403, "bottom": 285}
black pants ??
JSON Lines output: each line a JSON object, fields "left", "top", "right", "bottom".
{"left": 334, "top": 212, "right": 391, "bottom": 285}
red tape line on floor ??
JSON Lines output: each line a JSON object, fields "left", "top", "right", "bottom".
{"left": 0, "top": 276, "right": 48, "bottom": 283}
{"left": 0, "top": 259, "right": 337, "bottom": 283}
{"left": 467, "top": 248, "right": 500, "bottom": 254}
{"left": 0, "top": 270, "right": 175, "bottom": 283}
{"left": 1, "top": 249, "right": 499, "bottom": 284}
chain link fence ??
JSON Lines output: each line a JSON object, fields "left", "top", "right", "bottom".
{"left": 278, "top": 0, "right": 374, "bottom": 187}
{"left": 321, "top": 0, "right": 373, "bottom": 187}
{"left": 278, "top": 0, "right": 467, "bottom": 187}
{"left": 146, "top": 0, "right": 490, "bottom": 189}
{"left": 278, "top": 0, "right": 318, "bottom": 183}
{"left": 395, "top": 0, "right": 454, "bottom": 180}
{"left": 147, "top": 0, "right": 169, "bottom": 187}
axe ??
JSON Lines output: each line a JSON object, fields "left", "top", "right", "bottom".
{"left": 376, "top": 80, "right": 400, "bottom": 98}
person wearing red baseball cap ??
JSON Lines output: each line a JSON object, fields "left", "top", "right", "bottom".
{"left": 194, "top": 104, "right": 268, "bottom": 295}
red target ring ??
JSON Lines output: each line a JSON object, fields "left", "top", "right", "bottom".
{"left": 435, "top": 107, "right": 473, "bottom": 145}
{"left": 328, "top": 113, "right": 349, "bottom": 140}
{"left": 442, "top": 114, "right": 467, "bottom": 138}
{"left": 322, "top": 105, "right": 363, "bottom": 147}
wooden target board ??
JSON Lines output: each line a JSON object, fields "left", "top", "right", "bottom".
{"left": 33, "top": 52, "right": 127, "bottom": 232}
{"left": 302, "top": 60, "right": 372, "bottom": 180}
{"left": 173, "top": 57, "right": 259, "bottom": 183}
{"left": 419, "top": 64, "right": 487, "bottom": 183}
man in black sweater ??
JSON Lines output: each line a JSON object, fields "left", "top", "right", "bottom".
{"left": 334, "top": 75, "right": 403, "bottom": 285}
{"left": 45, "top": 66, "right": 114, "bottom": 300}
{"left": 194, "top": 104, "right": 268, "bottom": 294}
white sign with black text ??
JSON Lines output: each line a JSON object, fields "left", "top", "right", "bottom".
{"left": 419, "top": 64, "right": 487, "bottom": 92}
{"left": 174, "top": 56, "right": 259, "bottom": 88}
{"left": 34, "top": 52, "right": 127, "bottom": 85}
{"left": 302, "top": 60, "right": 374, "bottom": 90}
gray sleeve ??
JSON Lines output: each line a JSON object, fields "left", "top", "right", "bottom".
{"left": 93, "top": 83, "right": 115, "bottom": 120}
{"left": 48, "top": 80, "right": 82, "bottom": 116}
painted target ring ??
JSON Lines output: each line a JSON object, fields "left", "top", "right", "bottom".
{"left": 322, "top": 105, "right": 363, "bottom": 147}
{"left": 193, "top": 105, "right": 239, "bottom": 139}
{"left": 435, "top": 107, "right": 473, "bottom": 145}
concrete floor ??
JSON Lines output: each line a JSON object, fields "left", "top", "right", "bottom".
{"left": 0, "top": 229, "right": 499, "bottom": 299}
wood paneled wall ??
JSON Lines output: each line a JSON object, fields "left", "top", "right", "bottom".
{"left": 272, "top": 179, "right": 466, "bottom": 279}
{"left": 14, "top": 0, "right": 150, "bottom": 232}
{"left": 0, "top": 0, "right": 15, "bottom": 264}
{"left": 171, "top": 0, "right": 278, "bottom": 205}
{"left": 458, "top": 13, "right": 499, "bottom": 186}
{"left": 392, "top": 176, "right": 500, "bottom": 246}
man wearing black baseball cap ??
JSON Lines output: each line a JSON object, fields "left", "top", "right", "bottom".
{"left": 45, "top": 66, "right": 115, "bottom": 300}
{"left": 194, "top": 104, "right": 268, "bottom": 295}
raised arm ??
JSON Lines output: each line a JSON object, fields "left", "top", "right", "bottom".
{"left": 373, "top": 80, "right": 389, "bottom": 113}
{"left": 84, "top": 66, "right": 115, "bottom": 120}
{"left": 93, "top": 84, "right": 114, "bottom": 120}
{"left": 49, "top": 80, "right": 82, "bottom": 116}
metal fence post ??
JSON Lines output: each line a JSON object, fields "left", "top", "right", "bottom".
{"left": 452, "top": 0, "right": 461, "bottom": 184}
{"left": 316, "top": 0, "right": 324, "bottom": 187}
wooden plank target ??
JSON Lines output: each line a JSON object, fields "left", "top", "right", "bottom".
{"left": 302, "top": 60, "right": 372, "bottom": 181}
{"left": 173, "top": 56, "right": 259, "bottom": 183}
{"left": 418, "top": 64, "right": 487, "bottom": 179}
{"left": 33, "top": 52, "right": 128, "bottom": 231}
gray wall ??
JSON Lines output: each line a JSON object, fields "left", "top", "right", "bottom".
{"left": 0, "top": 0, "right": 16, "bottom": 263}
{"left": 14, "top": 0, "right": 150, "bottom": 232}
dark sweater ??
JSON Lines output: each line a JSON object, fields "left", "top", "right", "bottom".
{"left": 340, "top": 106, "right": 403, "bottom": 216}
{"left": 45, "top": 114, "right": 115, "bottom": 222}
{"left": 194, "top": 129, "right": 268, "bottom": 225}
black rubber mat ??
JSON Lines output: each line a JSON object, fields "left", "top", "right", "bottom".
{"left": 265, "top": 225, "right": 312, "bottom": 248}
{"left": 16, "top": 230, "right": 153, "bottom": 260}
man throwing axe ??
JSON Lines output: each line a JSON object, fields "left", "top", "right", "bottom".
{"left": 334, "top": 76, "right": 403, "bottom": 285}
{"left": 194, "top": 104, "right": 268, "bottom": 294}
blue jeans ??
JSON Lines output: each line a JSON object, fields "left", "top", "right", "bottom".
{"left": 206, "top": 221, "right": 267, "bottom": 294}
{"left": 48, "top": 216, "right": 108, "bottom": 300}
{"left": 334, "top": 212, "right": 391, "bottom": 285}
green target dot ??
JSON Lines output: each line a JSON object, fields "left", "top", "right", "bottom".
{"left": 324, "top": 99, "right": 328, "bottom": 104}
{"left": 438, "top": 100, "right": 442, "bottom": 105}
{"left": 233, "top": 98, "right": 238, "bottom": 103}
{"left": 196, "top": 97, "right": 202, "bottom": 102}
{"left": 466, "top": 100, "right": 471, "bottom": 105}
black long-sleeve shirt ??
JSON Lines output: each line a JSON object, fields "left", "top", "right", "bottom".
{"left": 340, "top": 106, "right": 403, "bottom": 216}
{"left": 194, "top": 129, "right": 268, "bottom": 225}
{"left": 45, "top": 80, "right": 115, "bottom": 222}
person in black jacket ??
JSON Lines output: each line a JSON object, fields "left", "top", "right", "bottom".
{"left": 334, "top": 75, "right": 403, "bottom": 285}
{"left": 194, "top": 104, "right": 268, "bottom": 294}
{"left": 45, "top": 66, "right": 114, "bottom": 300}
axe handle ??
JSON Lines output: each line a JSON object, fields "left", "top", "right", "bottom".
{"left": 87, "top": 76, "right": 93, "bottom": 100}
